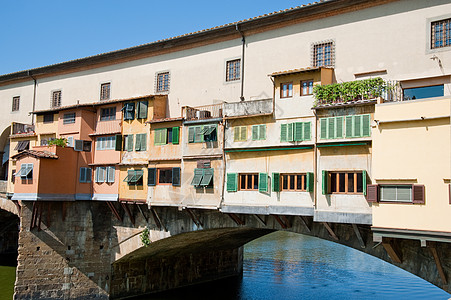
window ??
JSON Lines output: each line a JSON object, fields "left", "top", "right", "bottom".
{"left": 226, "top": 59, "right": 240, "bottom": 82}
{"left": 12, "top": 96, "right": 20, "bottom": 111}
{"left": 190, "top": 168, "right": 214, "bottom": 188}
{"left": 124, "top": 169, "right": 143, "bottom": 186}
{"left": 280, "top": 82, "right": 293, "bottom": 98}
{"left": 403, "top": 85, "right": 444, "bottom": 101}
{"left": 366, "top": 184, "right": 425, "bottom": 204}
{"left": 320, "top": 115, "right": 370, "bottom": 140}
{"left": 96, "top": 136, "right": 116, "bottom": 150}
{"left": 252, "top": 125, "right": 266, "bottom": 141}
{"left": 272, "top": 172, "right": 313, "bottom": 192}
{"left": 123, "top": 102, "right": 135, "bottom": 120}
{"left": 100, "top": 107, "right": 116, "bottom": 121}
{"left": 83, "top": 141, "right": 92, "bottom": 152}
{"left": 11, "top": 169, "right": 15, "bottom": 183}
{"left": 43, "top": 114, "right": 54, "bottom": 123}
{"left": 301, "top": 80, "right": 314, "bottom": 96}
{"left": 233, "top": 126, "right": 247, "bottom": 142}
{"left": 156, "top": 72, "right": 170, "bottom": 92}
{"left": 19, "top": 163, "right": 33, "bottom": 180}
{"left": 79, "top": 167, "right": 92, "bottom": 183}
{"left": 322, "top": 171, "right": 366, "bottom": 195}
{"left": 124, "top": 135, "right": 134, "bottom": 151}
{"left": 188, "top": 125, "right": 217, "bottom": 143}
{"left": 280, "top": 122, "right": 311, "bottom": 142}
{"left": 14, "top": 140, "right": 30, "bottom": 151}
{"left": 137, "top": 101, "right": 148, "bottom": 119}
{"left": 237, "top": 173, "right": 268, "bottom": 192}
{"left": 154, "top": 127, "right": 180, "bottom": 145}
{"left": 51, "top": 90, "right": 62, "bottom": 108}
{"left": 431, "top": 18, "right": 451, "bottom": 49}
{"left": 135, "top": 133, "right": 147, "bottom": 151}
{"left": 95, "top": 166, "right": 115, "bottom": 183}
{"left": 63, "top": 113, "right": 76, "bottom": 125}
{"left": 312, "top": 41, "right": 334, "bottom": 67}
{"left": 148, "top": 167, "right": 181, "bottom": 186}
{"left": 100, "top": 83, "right": 111, "bottom": 101}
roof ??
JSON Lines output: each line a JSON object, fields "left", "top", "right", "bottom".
{"left": 11, "top": 150, "right": 58, "bottom": 160}
{"left": 32, "top": 94, "right": 157, "bottom": 115}
{"left": 269, "top": 66, "right": 333, "bottom": 77}
{"left": 0, "top": 0, "right": 382, "bottom": 84}
{"left": 147, "top": 117, "right": 184, "bottom": 124}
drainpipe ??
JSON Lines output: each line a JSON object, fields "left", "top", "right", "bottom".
{"left": 221, "top": 119, "right": 227, "bottom": 206}
{"left": 236, "top": 24, "right": 245, "bottom": 101}
{"left": 269, "top": 76, "right": 275, "bottom": 119}
{"left": 28, "top": 71, "right": 37, "bottom": 125}
{"left": 313, "top": 109, "right": 318, "bottom": 210}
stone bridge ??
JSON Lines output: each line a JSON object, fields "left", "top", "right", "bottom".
{"left": 1, "top": 200, "right": 449, "bottom": 299}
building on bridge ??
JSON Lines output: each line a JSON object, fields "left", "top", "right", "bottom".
{"left": 0, "top": 0, "right": 450, "bottom": 298}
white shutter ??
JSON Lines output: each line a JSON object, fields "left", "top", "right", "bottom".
{"left": 67, "top": 136, "right": 74, "bottom": 147}
{"left": 107, "top": 166, "right": 115, "bottom": 183}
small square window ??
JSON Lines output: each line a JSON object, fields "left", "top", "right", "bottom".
{"left": 12, "top": 96, "right": 20, "bottom": 112}
{"left": 43, "top": 114, "right": 54, "bottom": 123}
{"left": 51, "top": 90, "right": 62, "bottom": 108}
{"left": 100, "top": 107, "right": 116, "bottom": 121}
{"left": 100, "top": 83, "right": 111, "bottom": 101}
{"left": 63, "top": 113, "right": 76, "bottom": 125}
{"left": 431, "top": 18, "right": 451, "bottom": 49}
{"left": 301, "top": 80, "right": 314, "bottom": 96}
{"left": 158, "top": 169, "right": 173, "bottom": 184}
{"left": 226, "top": 59, "right": 241, "bottom": 82}
{"left": 156, "top": 72, "right": 170, "bottom": 92}
{"left": 312, "top": 41, "right": 334, "bottom": 67}
{"left": 280, "top": 82, "right": 293, "bottom": 98}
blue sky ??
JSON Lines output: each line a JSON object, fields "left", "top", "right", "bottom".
{"left": 0, "top": 0, "right": 312, "bottom": 75}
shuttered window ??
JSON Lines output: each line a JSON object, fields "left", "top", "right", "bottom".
{"left": 227, "top": 173, "right": 238, "bottom": 192}
{"left": 345, "top": 114, "right": 371, "bottom": 138}
{"left": 96, "top": 136, "right": 116, "bottom": 150}
{"left": 123, "top": 102, "right": 135, "bottom": 120}
{"left": 281, "top": 122, "right": 311, "bottom": 142}
{"left": 328, "top": 171, "right": 366, "bottom": 194}
{"left": 124, "top": 169, "right": 144, "bottom": 186}
{"left": 234, "top": 126, "right": 247, "bottom": 142}
{"left": 320, "top": 117, "right": 344, "bottom": 140}
{"left": 135, "top": 133, "right": 147, "bottom": 151}
{"left": 79, "top": 167, "right": 92, "bottom": 183}
{"left": 137, "top": 101, "right": 148, "bottom": 119}
{"left": 272, "top": 173, "right": 281, "bottom": 192}
{"left": 239, "top": 174, "right": 259, "bottom": 191}
{"left": 115, "top": 135, "right": 122, "bottom": 151}
{"left": 148, "top": 168, "right": 157, "bottom": 186}
{"left": 252, "top": 125, "right": 266, "bottom": 140}
{"left": 19, "top": 163, "right": 33, "bottom": 179}
{"left": 367, "top": 184, "right": 425, "bottom": 204}
{"left": 190, "top": 168, "right": 214, "bottom": 188}
{"left": 188, "top": 125, "right": 213, "bottom": 143}
{"left": 154, "top": 128, "right": 167, "bottom": 145}
{"left": 259, "top": 173, "right": 268, "bottom": 192}
{"left": 172, "top": 127, "right": 180, "bottom": 144}
{"left": 96, "top": 167, "right": 106, "bottom": 183}
{"left": 124, "top": 135, "right": 134, "bottom": 152}
{"left": 320, "top": 115, "right": 370, "bottom": 139}
{"left": 107, "top": 166, "right": 115, "bottom": 183}
{"left": 172, "top": 167, "right": 181, "bottom": 186}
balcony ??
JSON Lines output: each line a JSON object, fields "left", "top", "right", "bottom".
{"left": 12, "top": 122, "right": 35, "bottom": 136}
{"left": 313, "top": 78, "right": 402, "bottom": 107}
{"left": 223, "top": 98, "right": 273, "bottom": 118}
{"left": 183, "top": 103, "right": 224, "bottom": 121}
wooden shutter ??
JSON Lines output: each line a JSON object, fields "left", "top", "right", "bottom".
{"left": 172, "top": 167, "right": 181, "bottom": 186}
{"left": 412, "top": 185, "right": 425, "bottom": 204}
{"left": 259, "top": 125, "right": 266, "bottom": 140}
{"left": 124, "top": 103, "right": 135, "bottom": 120}
{"left": 148, "top": 168, "right": 157, "bottom": 186}
{"left": 252, "top": 125, "right": 259, "bottom": 140}
{"left": 327, "top": 118, "right": 335, "bottom": 139}
{"left": 294, "top": 122, "right": 303, "bottom": 141}
{"left": 280, "top": 124, "right": 288, "bottom": 142}
{"left": 107, "top": 166, "right": 115, "bottom": 183}
{"left": 188, "top": 127, "right": 195, "bottom": 143}
{"left": 115, "top": 135, "right": 122, "bottom": 151}
{"left": 287, "top": 123, "right": 294, "bottom": 142}
{"left": 362, "top": 114, "right": 371, "bottom": 137}
{"left": 345, "top": 115, "right": 353, "bottom": 137}
{"left": 306, "top": 172, "right": 314, "bottom": 192}
{"left": 320, "top": 118, "right": 327, "bottom": 139}
{"left": 137, "top": 101, "right": 148, "bottom": 119}
{"left": 322, "top": 170, "right": 328, "bottom": 195}
{"left": 303, "top": 122, "right": 311, "bottom": 141}
{"left": 86, "top": 168, "right": 92, "bottom": 183}
{"left": 272, "top": 173, "right": 280, "bottom": 192}
{"left": 194, "top": 126, "right": 203, "bottom": 143}
{"left": 234, "top": 127, "right": 240, "bottom": 141}
{"left": 172, "top": 127, "right": 179, "bottom": 144}
{"left": 354, "top": 115, "right": 362, "bottom": 137}
{"left": 135, "top": 134, "right": 141, "bottom": 151}
{"left": 127, "top": 135, "right": 133, "bottom": 151}
{"left": 227, "top": 173, "right": 237, "bottom": 192}
{"left": 79, "top": 168, "right": 86, "bottom": 182}
{"left": 240, "top": 126, "right": 247, "bottom": 141}
{"left": 366, "top": 184, "right": 379, "bottom": 202}
{"left": 191, "top": 168, "right": 204, "bottom": 186}
{"left": 362, "top": 170, "right": 367, "bottom": 195}
{"left": 259, "top": 173, "right": 268, "bottom": 192}
{"left": 336, "top": 117, "right": 344, "bottom": 138}
{"left": 141, "top": 134, "right": 147, "bottom": 151}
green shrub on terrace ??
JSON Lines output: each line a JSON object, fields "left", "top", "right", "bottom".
{"left": 48, "top": 137, "right": 67, "bottom": 147}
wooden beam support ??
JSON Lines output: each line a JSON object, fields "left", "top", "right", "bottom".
{"left": 322, "top": 222, "right": 339, "bottom": 240}
{"left": 150, "top": 208, "right": 167, "bottom": 231}
{"left": 37, "top": 203, "right": 43, "bottom": 231}
{"left": 106, "top": 201, "right": 123, "bottom": 222}
{"left": 382, "top": 237, "right": 402, "bottom": 263}
{"left": 352, "top": 224, "right": 365, "bottom": 248}
{"left": 227, "top": 213, "right": 245, "bottom": 226}
{"left": 136, "top": 204, "right": 148, "bottom": 223}
{"left": 186, "top": 208, "right": 203, "bottom": 228}
{"left": 30, "top": 202, "right": 37, "bottom": 230}
{"left": 121, "top": 203, "right": 135, "bottom": 226}
{"left": 253, "top": 214, "right": 266, "bottom": 226}
{"left": 273, "top": 215, "right": 290, "bottom": 229}
{"left": 428, "top": 242, "right": 448, "bottom": 285}
{"left": 298, "top": 216, "right": 311, "bottom": 232}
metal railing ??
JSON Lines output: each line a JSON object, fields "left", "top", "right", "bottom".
{"left": 12, "top": 123, "right": 35, "bottom": 135}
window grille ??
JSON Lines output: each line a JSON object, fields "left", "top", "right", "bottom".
{"left": 431, "top": 18, "right": 451, "bottom": 49}
{"left": 226, "top": 59, "right": 241, "bottom": 81}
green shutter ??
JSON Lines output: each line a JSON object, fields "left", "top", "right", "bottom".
{"left": 320, "top": 118, "right": 327, "bottom": 139}
{"left": 336, "top": 117, "right": 344, "bottom": 138}
{"left": 272, "top": 173, "right": 280, "bottom": 192}
{"left": 172, "top": 127, "right": 179, "bottom": 144}
{"left": 194, "top": 126, "right": 203, "bottom": 143}
{"left": 294, "top": 122, "right": 303, "bottom": 141}
{"left": 191, "top": 168, "right": 204, "bottom": 186}
{"left": 135, "top": 134, "right": 141, "bottom": 151}
{"left": 259, "top": 125, "right": 266, "bottom": 140}
{"left": 137, "top": 101, "right": 148, "bottom": 119}
{"left": 354, "top": 115, "right": 362, "bottom": 137}
{"left": 362, "top": 170, "right": 367, "bottom": 196}
{"left": 252, "top": 125, "right": 259, "bottom": 140}
{"left": 259, "top": 173, "right": 268, "bottom": 192}
{"left": 141, "top": 134, "right": 147, "bottom": 151}
{"left": 240, "top": 126, "right": 247, "bottom": 141}
{"left": 306, "top": 172, "right": 314, "bottom": 192}
{"left": 188, "top": 127, "right": 195, "bottom": 143}
{"left": 148, "top": 168, "right": 157, "bottom": 186}
{"left": 155, "top": 129, "right": 167, "bottom": 145}
{"left": 303, "top": 122, "right": 311, "bottom": 141}
{"left": 327, "top": 118, "right": 335, "bottom": 139}
{"left": 115, "top": 134, "right": 122, "bottom": 151}
{"left": 127, "top": 134, "right": 133, "bottom": 151}
{"left": 172, "top": 167, "right": 181, "bottom": 186}
{"left": 200, "top": 168, "right": 214, "bottom": 186}
{"left": 124, "top": 103, "right": 135, "bottom": 120}
{"left": 287, "top": 123, "right": 294, "bottom": 142}
{"left": 322, "top": 170, "right": 328, "bottom": 195}
{"left": 226, "top": 173, "right": 237, "bottom": 192}
{"left": 362, "top": 114, "right": 371, "bottom": 137}
{"left": 234, "top": 127, "right": 240, "bottom": 141}
{"left": 345, "top": 116, "right": 353, "bottom": 138}
{"left": 280, "top": 124, "right": 288, "bottom": 142}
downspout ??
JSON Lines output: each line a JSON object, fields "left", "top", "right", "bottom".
{"left": 269, "top": 76, "right": 275, "bottom": 119}
{"left": 28, "top": 71, "right": 37, "bottom": 125}
{"left": 313, "top": 109, "right": 318, "bottom": 210}
{"left": 236, "top": 24, "right": 245, "bottom": 101}
{"left": 221, "top": 119, "right": 227, "bottom": 206}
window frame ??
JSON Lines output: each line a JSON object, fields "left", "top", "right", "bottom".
{"left": 96, "top": 136, "right": 116, "bottom": 150}
{"left": 157, "top": 168, "right": 173, "bottom": 185}
{"left": 281, "top": 173, "right": 307, "bottom": 192}
{"left": 100, "top": 82, "right": 111, "bottom": 101}
{"left": 63, "top": 112, "right": 76, "bottom": 125}
{"left": 100, "top": 107, "right": 116, "bottom": 121}
{"left": 280, "top": 82, "right": 293, "bottom": 98}
{"left": 233, "top": 126, "right": 247, "bottom": 142}
{"left": 43, "top": 113, "right": 54, "bottom": 123}
{"left": 252, "top": 124, "right": 266, "bottom": 141}
{"left": 79, "top": 167, "right": 92, "bottom": 183}
{"left": 239, "top": 173, "right": 259, "bottom": 191}
{"left": 226, "top": 59, "right": 241, "bottom": 82}
{"left": 19, "top": 163, "right": 33, "bottom": 180}
{"left": 312, "top": 40, "right": 334, "bottom": 68}
{"left": 12, "top": 96, "right": 20, "bottom": 112}
{"left": 51, "top": 90, "right": 62, "bottom": 108}
{"left": 301, "top": 80, "right": 314, "bottom": 96}
{"left": 431, "top": 18, "right": 451, "bottom": 49}
{"left": 156, "top": 71, "right": 170, "bottom": 93}
{"left": 328, "top": 171, "right": 364, "bottom": 195}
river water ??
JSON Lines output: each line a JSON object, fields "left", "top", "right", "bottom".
{"left": 1, "top": 231, "right": 449, "bottom": 299}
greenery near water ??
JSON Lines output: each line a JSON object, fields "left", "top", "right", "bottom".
{"left": 0, "top": 266, "right": 15, "bottom": 300}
